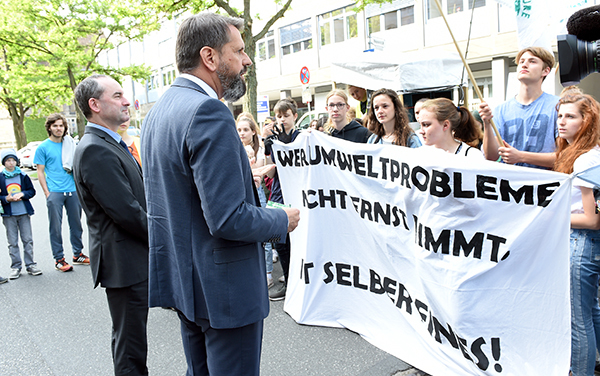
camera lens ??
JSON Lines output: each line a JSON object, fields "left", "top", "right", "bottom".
{"left": 558, "top": 34, "right": 600, "bottom": 86}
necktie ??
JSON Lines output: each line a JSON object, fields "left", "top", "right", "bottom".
{"left": 119, "top": 140, "right": 133, "bottom": 157}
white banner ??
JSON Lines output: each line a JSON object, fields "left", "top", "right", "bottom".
{"left": 493, "top": 0, "right": 594, "bottom": 51}
{"left": 273, "top": 132, "right": 571, "bottom": 376}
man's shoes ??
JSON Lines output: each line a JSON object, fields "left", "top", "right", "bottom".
{"left": 55, "top": 258, "right": 74, "bottom": 272}
{"left": 9, "top": 268, "right": 21, "bottom": 280}
{"left": 0, "top": 276, "right": 8, "bottom": 284}
{"left": 269, "top": 284, "right": 287, "bottom": 301}
{"left": 73, "top": 253, "right": 90, "bottom": 265}
{"left": 26, "top": 266, "right": 42, "bottom": 276}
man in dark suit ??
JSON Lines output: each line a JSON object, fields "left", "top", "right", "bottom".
{"left": 73, "top": 74, "right": 149, "bottom": 376}
{"left": 141, "top": 12, "right": 300, "bottom": 376}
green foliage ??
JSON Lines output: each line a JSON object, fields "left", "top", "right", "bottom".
{"left": 24, "top": 117, "right": 48, "bottom": 142}
{"left": 0, "top": 0, "right": 162, "bottom": 138}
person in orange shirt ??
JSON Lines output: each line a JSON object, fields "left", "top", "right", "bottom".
{"left": 117, "top": 120, "right": 142, "bottom": 166}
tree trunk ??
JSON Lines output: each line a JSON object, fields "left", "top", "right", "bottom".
{"left": 7, "top": 100, "right": 28, "bottom": 149}
{"left": 67, "top": 65, "right": 86, "bottom": 136}
{"left": 241, "top": 5, "right": 257, "bottom": 120}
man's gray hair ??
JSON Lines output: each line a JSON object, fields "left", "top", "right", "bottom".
{"left": 75, "top": 74, "right": 108, "bottom": 119}
{"left": 176, "top": 12, "right": 244, "bottom": 74}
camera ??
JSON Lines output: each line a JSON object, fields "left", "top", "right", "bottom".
{"left": 557, "top": 34, "right": 599, "bottom": 86}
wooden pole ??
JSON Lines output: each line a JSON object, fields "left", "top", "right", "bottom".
{"left": 433, "top": 0, "right": 503, "bottom": 146}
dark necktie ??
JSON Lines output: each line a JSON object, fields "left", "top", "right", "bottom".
{"left": 119, "top": 140, "right": 133, "bottom": 157}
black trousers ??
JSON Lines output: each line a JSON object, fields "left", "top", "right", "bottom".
{"left": 105, "top": 279, "right": 149, "bottom": 376}
{"left": 178, "top": 312, "right": 263, "bottom": 376}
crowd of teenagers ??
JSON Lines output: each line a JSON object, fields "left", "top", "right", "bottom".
{"left": 235, "top": 46, "right": 600, "bottom": 375}
{"left": 1, "top": 38, "right": 599, "bottom": 375}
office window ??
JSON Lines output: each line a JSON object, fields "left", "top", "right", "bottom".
{"left": 468, "top": 0, "right": 485, "bottom": 9}
{"left": 257, "top": 30, "right": 275, "bottom": 62}
{"left": 427, "top": 0, "right": 442, "bottom": 19}
{"left": 367, "top": 16, "right": 381, "bottom": 34}
{"left": 400, "top": 6, "right": 414, "bottom": 26}
{"left": 280, "top": 19, "right": 312, "bottom": 56}
{"left": 319, "top": 6, "right": 358, "bottom": 46}
{"left": 162, "top": 65, "right": 176, "bottom": 87}
{"left": 447, "top": 0, "right": 463, "bottom": 14}
{"left": 384, "top": 11, "right": 398, "bottom": 30}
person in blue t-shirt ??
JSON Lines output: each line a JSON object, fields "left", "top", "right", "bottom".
{"left": 479, "top": 47, "right": 559, "bottom": 169}
{"left": 34, "top": 113, "right": 88, "bottom": 272}
{"left": 1, "top": 149, "right": 42, "bottom": 280}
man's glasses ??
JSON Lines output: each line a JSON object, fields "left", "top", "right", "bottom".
{"left": 326, "top": 103, "right": 347, "bottom": 110}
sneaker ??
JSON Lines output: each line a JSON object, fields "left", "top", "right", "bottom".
{"left": 0, "top": 276, "right": 8, "bottom": 284}
{"left": 267, "top": 276, "right": 274, "bottom": 289}
{"left": 278, "top": 275, "right": 285, "bottom": 283}
{"left": 26, "top": 266, "right": 42, "bottom": 276}
{"left": 55, "top": 258, "right": 73, "bottom": 272}
{"left": 9, "top": 268, "right": 21, "bottom": 280}
{"left": 272, "top": 250, "right": 279, "bottom": 263}
{"left": 73, "top": 253, "right": 90, "bottom": 265}
{"left": 269, "top": 284, "right": 287, "bottom": 301}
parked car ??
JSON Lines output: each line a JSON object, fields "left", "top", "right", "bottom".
{"left": 295, "top": 111, "right": 328, "bottom": 130}
{"left": 17, "top": 141, "right": 42, "bottom": 170}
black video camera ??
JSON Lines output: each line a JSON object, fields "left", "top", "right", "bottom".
{"left": 557, "top": 6, "right": 600, "bottom": 86}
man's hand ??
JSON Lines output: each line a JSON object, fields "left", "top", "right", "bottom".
{"left": 283, "top": 207, "right": 300, "bottom": 233}
{"left": 252, "top": 164, "right": 275, "bottom": 186}
{"left": 478, "top": 102, "right": 493, "bottom": 123}
{"left": 498, "top": 140, "right": 522, "bottom": 165}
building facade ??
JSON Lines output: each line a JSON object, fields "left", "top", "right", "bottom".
{"left": 98, "top": 0, "right": 600, "bottom": 123}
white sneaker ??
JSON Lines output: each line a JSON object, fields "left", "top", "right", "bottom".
{"left": 273, "top": 249, "right": 279, "bottom": 263}
{"left": 278, "top": 275, "right": 285, "bottom": 283}
{"left": 9, "top": 268, "right": 21, "bottom": 280}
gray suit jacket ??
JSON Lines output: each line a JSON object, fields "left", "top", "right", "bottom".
{"left": 73, "top": 125, "right": 148, "bottom": 288}
{"left": 142, "top": 77, "right": 288, "bottom": 329}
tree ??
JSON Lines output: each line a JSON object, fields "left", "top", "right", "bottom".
{"left": 0, "top": 44, "right": 70, "bottom": 149}
{"left": 155, "top": 0, "right": 293, "bottom": 119}
{"left": 0, "top": 0, "right": 162, "bottom": 137}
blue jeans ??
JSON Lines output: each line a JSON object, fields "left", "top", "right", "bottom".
{"left": 570, "top": 228, "right": 600, "bottom": 376}
{"left": 46, "top": 191, "right": 84, "bottom": 261}
{"left": 3, "top": 214, "right": 35, "bottom": 270}
{"left": 257, "top": 187, "right": 273, "bottom": 274}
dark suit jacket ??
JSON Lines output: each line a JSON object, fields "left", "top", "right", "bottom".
{"left": 141, "top": 76, "right": 288, "bottom": 329}
{"left": 73, "top": 125, "right": 148, "bottom": 289}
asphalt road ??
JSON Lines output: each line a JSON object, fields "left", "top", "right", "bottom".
{"left": 0, "top": 176, "right": 423, "bottom": 376}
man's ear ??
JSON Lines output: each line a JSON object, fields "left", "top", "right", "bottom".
{"left": 200, "top": 46, "right": 218, "bottom": 72}
{"left": 542, "top": 65, "right": 551, "bottom": 78}
{"left": 88, "top": 98, "right": 101, "bottom": 114}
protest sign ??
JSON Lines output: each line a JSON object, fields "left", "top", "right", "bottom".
{"left": 273, "top": 131, "right": 571, "bottom": 375}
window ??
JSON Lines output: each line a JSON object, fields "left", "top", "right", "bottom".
{"left": 384, "top": 11, "right": 398, "bottom": 30}
{"left": 400, "top": 6, "right": 414, "bottom": 26}
{"left": 468, "top": 0, "right": 485, "bottom": 9}
{"left": 319, "top": 6, "right": 358, "bottom": 46}
{"left": 257, "top": 30, "right": 276, "bottom": 62}
{"left": 148, "top": 73, "right": 160, "bottom": 90}
{"left": 427, "top": 0, "right": 442, "bottom": 19}
{"left": 447, "top": 0, "right": 463, "bottom": 14}
{"left": 367, "top": 16, "right": 381, "bottom": 34}
{"left": 162, "top": 65, "right": 176, "bottom": 87}
{"left": 280, "top": 19, "right": 312, "bottom": 56}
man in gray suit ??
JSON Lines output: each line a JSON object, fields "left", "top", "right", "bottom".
{"left": 73, "top": 74, "right": 149, "bottom": 376}
{"left": 142, "top": 12, "right": 300, "bottom": 376}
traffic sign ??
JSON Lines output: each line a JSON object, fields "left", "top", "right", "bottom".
{"left": 300, "top": 66, "right": 310, "bottom": 85}
{"left": 134, "top": 99, "right": 140, "bottom": 111}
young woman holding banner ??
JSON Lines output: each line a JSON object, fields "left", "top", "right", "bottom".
{"left": 418, "top": 98, "right": 484, "bottom": 159}
{"left": 365, "top": 88, "right": 421, "bottom": 148}
{"left": 554, "top": 93, "right": 600, "bottom": 376}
